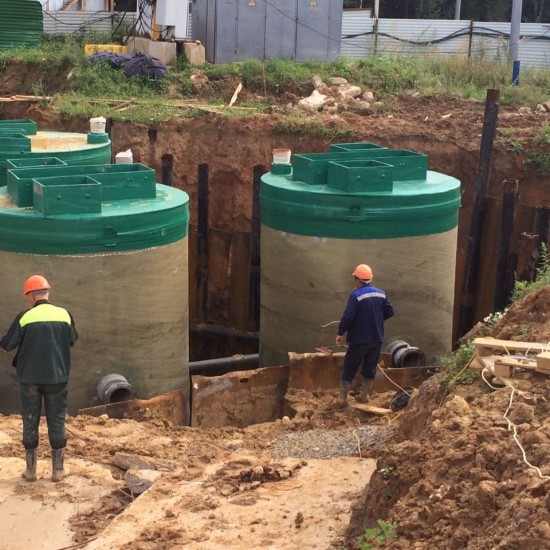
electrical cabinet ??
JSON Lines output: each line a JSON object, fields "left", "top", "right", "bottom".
{"left": 191, "top": 0, "right": 342, "bottom": 63}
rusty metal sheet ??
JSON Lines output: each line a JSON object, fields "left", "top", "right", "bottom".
{"left": 191, "top": 366, "right": 288, "bottom": 428}
{"left": 288, "top": 351, "right": 435, "bottom": 394}
{"left": 78, "top": 389, "right": 188, "bottom": 426}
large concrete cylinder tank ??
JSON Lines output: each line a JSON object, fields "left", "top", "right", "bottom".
{"left": 260, "top": 143, "right": 461, "bottom": 367}
{"left": 0, "top": 119, "right": 112, "bottom": 186}
{"left": 0, "top": 158, "right": 190, "bottom": 416}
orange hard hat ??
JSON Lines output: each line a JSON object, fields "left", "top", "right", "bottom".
{"left": 352, "top": 264, "right": 373, "bottom": 282}
{"left": 23, "top": 275, "right": 51, "bottom": 296}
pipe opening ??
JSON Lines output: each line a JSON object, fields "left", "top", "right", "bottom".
{"left": 97, "top": 374, "right": 137, "bottom": 404}
{"left": 386, "top": 340, "right": 426, "bottom": 368}
{"left": 109, "top": 387, "right": 137, "bottom": 403}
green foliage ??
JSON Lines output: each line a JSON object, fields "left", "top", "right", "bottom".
{"left": 534, "top": 121, "right": 550, "bottom": 145}
{"left": 357, "top": 520, "right": 397, "bottom": 550}
{"left": 497, "top": 129, "right": 524, "bottom": 154}
{"left": 511, "top": 243, "right": 550, "bottom": 302}
{"left": 2, "top": 37, "right": 550, "bottom": 121}
{"left": 526, "top": 153, "right": 550, "bottom": 175}
{"left": 442, "top": 344, "right": 477, "bottom": 388}
{"left": 273, "top": 114, "right": 357, "bottom": 141}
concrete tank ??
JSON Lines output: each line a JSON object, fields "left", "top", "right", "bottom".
{"left": 260, "top": 143, "right": 461, "bottom": 367}
{"left": 0, "top": 159, "right": 190, "bottom": 416}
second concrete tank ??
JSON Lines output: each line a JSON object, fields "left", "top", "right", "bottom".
{"left": 260, "top": 143, "right": 461, "bottom": 367}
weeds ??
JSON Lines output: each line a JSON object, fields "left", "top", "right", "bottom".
{"left": 2, "top": 39, "right": 550, "bottom": 121}
{"left": 534, "top": 121, "right": 550, "bottom": 145}
{"left": 526, "top": 153, "right": 550, "bottom": 175}
{"left": 273, "top": 114, "right": 357, "bottom": 141}
{"left": 357, "top": 520, "right": 397, "bottom": 550}
{"left": 511, "top": 243, "right": 550, "bottom": 302}
{"left": 442, "top": 343, "right": 477, "bottom": 389}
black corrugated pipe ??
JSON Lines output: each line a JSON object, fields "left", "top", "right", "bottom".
{"left": 189, "top": 353, "right": 260, "bottom": 374}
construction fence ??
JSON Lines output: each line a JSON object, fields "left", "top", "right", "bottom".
{"left": 341, "top": 13, "right": 550, "bottom": 69}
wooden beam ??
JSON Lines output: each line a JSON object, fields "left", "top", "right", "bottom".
{"left": 61, "top": 0, "right": 80, "bottom": 11}
{"left": 349, "top": 403, "right": 393, "bottom": 415}
{"left": 458, "top": 89, "right": 500, "bottom": 337}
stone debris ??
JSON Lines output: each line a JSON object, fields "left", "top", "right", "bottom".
{"left": 124, "top": 468, "right": 162, "bottom": 495}
{"left": 297, "top": 78, "right": 375, "bottom": 114}
{"left": 270, "top": 425, "right": 394, "bottom": 459}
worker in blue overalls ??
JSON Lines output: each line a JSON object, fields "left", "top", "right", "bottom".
{"left": 336, "top": 264, "right": 394, "bottom": 406}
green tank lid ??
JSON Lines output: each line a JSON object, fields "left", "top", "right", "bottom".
{"left": 0, "top": 129, "right": 112, "bottom": 187}
{"left": 0, "top": 119, "right": 37, "bottom": 135}
{"left": 261, "top": 143, "right": 461, "bottom": 239}
{"left": 0, "top": 162, "right": 189, "bottom": 254}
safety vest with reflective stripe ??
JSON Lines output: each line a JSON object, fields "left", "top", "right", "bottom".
{"left": 0, "top": 300, "right": 77, "bottom": 384}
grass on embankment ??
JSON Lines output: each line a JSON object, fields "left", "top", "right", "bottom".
{"left": 1, "top": 34, "right": 549, "bottom": 123}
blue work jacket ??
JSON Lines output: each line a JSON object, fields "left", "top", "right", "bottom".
{"left": 337, "top": 284, "right": 394, "bottom": 344}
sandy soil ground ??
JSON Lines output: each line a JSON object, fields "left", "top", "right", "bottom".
{"left": 0, "top": 389, "right": 390, "bottom": 550}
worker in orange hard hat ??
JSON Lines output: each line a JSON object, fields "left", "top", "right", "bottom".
{"left": 335, "top": 264, "right": 394, "bottom": 406}
{"left": 1, "top": 275, "right": 78, "bottom": 482}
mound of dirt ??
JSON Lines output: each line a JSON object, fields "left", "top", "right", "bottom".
{"left": 492, "top": 286, "right": 550, "bottom": 343}
{"left": 344, "top": 286, "right": 550, "bottom": 550}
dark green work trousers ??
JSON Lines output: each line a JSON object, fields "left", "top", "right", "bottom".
{"left": 20, "top": 382, "right": 68, "bottom": 450}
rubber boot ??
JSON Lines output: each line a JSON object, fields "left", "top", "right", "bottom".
{"left": 357, "top": 378, "right": 374, "bottom": 403}
{"left": 22, "top": 448, "right": 37, "bottom": 482}
{"left": 337, "top": 381, "right": 351, "bottom": 407}
{"left": 51, "top": 448, "right": 66, "bottom": 482}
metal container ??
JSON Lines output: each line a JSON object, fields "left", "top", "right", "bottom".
{"left": 260, "top": 143, "right": 461, "bottom": 367}
{"left": 0, "top": 160, "right": 190, "bottom": 416}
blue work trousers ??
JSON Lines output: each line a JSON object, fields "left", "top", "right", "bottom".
{"left": 341, "top": 342, "right": 382, "bottom": 383}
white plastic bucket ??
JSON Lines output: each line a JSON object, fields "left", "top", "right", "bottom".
{"left": 272, "top": 148, "right": 291, "bottom": 164}
{"left": 115, "top": 149, "right": 133, "bottom": 164}
{"left": 90, "top": 117, "right": 107, "bottom": 134}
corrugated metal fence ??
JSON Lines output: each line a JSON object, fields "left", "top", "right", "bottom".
{"left": 342, "top": 13, "right": 550, "bottom": 69}
{"left": 42, "top": 10, "right": 132, "bottom": 34}
{"left": 40, "top": 7, "right": 550, "bottom": 70}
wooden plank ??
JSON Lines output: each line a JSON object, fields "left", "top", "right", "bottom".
{"left": 473, "top": 338, "right": 548, "bottom": 354}
{"left": 349, "top": 403, "right": 393, "bottom": 415}
{"left": 536, "top": 352, "right": 550, "bottom": 370}
{"left": 229, "top": 231, "right": 251, "bottom": 330}
{"left": 473, "top": 197, "right": 500, "bottom": 324}
{"left": 208, "top": 229, "right": 232, "bottom": 291}
{"left": 494, "top": 356, "right": 538, "bottom": 370}
{"left": 207, "top": 229, "right": 233, "bottom": 324}
{"left": 494, "top": 180, "right": 518, "bottom": 312}
{"left": 248, "top": 165, "right": 264, "bottom": 331}
{"left": 188, "top": 225, "right": 198, "bottom": 322}
{"left": 493, "top": 362, "right": 512, "bottom": 378}
{"left": 196, "top": 164, "right": 209, "bottom": 323}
